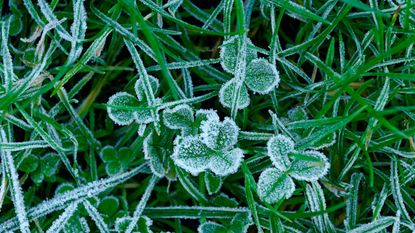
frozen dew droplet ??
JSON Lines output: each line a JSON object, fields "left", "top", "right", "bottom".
{"left": 257, "top": 168, "right": 295, "bottom": 204}
{"left": 245, "top": 58, "right": 280, "bottom": 94}
{"left": 219, "top": 78, "right": 250, "bottom": 109}
{"left": 107, "top": 92, "right": 139, "bottom": 126}
{"left": 267, "top": 134, "right": 295, "bottom": 171}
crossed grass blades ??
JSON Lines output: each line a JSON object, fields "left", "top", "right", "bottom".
{"left": 0, "top": 0, "right": 414, "bottom": 232}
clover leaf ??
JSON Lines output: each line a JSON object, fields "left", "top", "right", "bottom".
{"left": 143, "top": 130, "right": 176, "bottom": 180}
{"left": 267, "top": 134, "right": 294, "bottom": 171}
{"left": 289, "top": 150, "right": 330, "bottom": 182}
{"left": 171, "top": 135, "right": 212, "bottom": 176}
{"left": 107, "top": 77, "right": 161, "bottom": 126}
{"left": 257, "top": 168, "right": 295, "bottom": 204}
{"left": 99, "top": 146, "right": 136, "bottom": 176}
{"left": 115, "top": 216, "right": 152, "bottom": 233}
{"left": 245, "top": 58, "right": 280, "bottom": 94}
{"left": 257, "top": 134, "right": 330, "bottom": 204}
{"left": 220, "top": 35, "right": 258, "bottom": 74}
{"left": 163, "top": 104, "right": 194, "bottom": 130}
{"left": 219, "top": 78, "right": 250, "bottom": 110}
{"left": 198, "top": 213, "right": 252, "bottom": 233}
{"left": 107, "top": 92, "right": 140, "bottom": 126}
{"left": 31, "top": 153, "right": 61, "bottom": 184}
{"left": 200, "top": 116, "right": 239, "bottom": 151}
{"left": 204, "top": 172, "right": 223, "bottom": 195}
{"left": 172, "top": 115, "right": 243, "bottom": 176}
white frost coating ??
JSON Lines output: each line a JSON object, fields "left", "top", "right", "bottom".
{"left": 219, "top": 78, "right": 250, "bottom": 109}
{"left": 125, "top": 176, "right": 158, "bottom": 233}
{"left": 390, "top": 159, "right": 411, "bottom": 221}
{"left": 204, "top": 172, "right": 222, "bottom": 195}
{"left": 220, "top": 35, "right": 258, "bottom": 74}
{"left": 0, "top": 129, "right": 30, "bottom": 233}
{"left": 107, "top": 92, "right": 139, "bottom": 126}
{"left": 172, "top": 136, "right": 211, "bottom": 176}
{"left": 348, "top": 217, "right": 396, "bottom": 233}
{"left": 115, "top": 216, "right": 153, "bottom": 233}
{"left": 37, "top": 0, "right": 73, "bottom": 41}
{"left": 289, "top": 150, "right": 330, "bottom": 182}
{"left": 68, "top": 0, "right": 87, "bottom": 63}
{"left": 0, "top": 164, "right": 147, "bottom": 232}
{"left": 143, "top": 132, "right": 165, "bottom": 178}
{"left": 209, "top": 148, "right": 243, "bottom": 176}
{"left": 163, "top": 104, "right": 194, "bottom": 130}
{"left": 83, "top": 201, "right": 110, "bottom": 233}
{"left": 195, "top": 109, "right": 219, "bottom": 123}
{"left": 46, "top": 201, "right": 79, "bottom": 233}
{"left": 267, "top": 134, "right": 294, "bottom": 171}
{"left": 135, "top": 98, "right": 160, "bottom": 125}
{"left": 134, "top": 75, "right": 159, "bottom": 101}
{"left": 245, "top": 58, "right": 279, "bottom": 94}
{"left": 198, "top": 221, "right": 226, "bottom": 233}
{"left": 201, "top": 116, "right": 239, "bottom": 151}
{"left": 1, "top": 20, "right": 14, "bottom": 91}
{"left": 309, "top": 132, "right": 336, "bottom": 150}
{"left": 257, "top": 168, "right": 295, "bottom": 204}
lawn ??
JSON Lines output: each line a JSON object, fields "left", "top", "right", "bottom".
{"left": 0, "top": 0, "right": 414, "bottom": 232}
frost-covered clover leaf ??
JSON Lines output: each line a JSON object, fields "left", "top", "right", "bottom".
{"left": 219, "top": 78, "right": 250, "bottom": 110}
{"left": 163, "top": 104, "right": 194, "bottom": 130}
{"left": 219, "top": 36, "right": 279, "bottom": 110}
{"left": 107, "top": 77, "right": 160, "bottom": 126}
{"left": 257, "top": 168, "right": 295, "bottom": 204}
{"left": 100, "top": 146, "right": 136, "bottom": 176}
{"left": 198, "top": 213, "right": 252, "bottom": 233}
{"left": 220, "top": 35, "right": 257, "bottom": 74}
{"left": 143, "top": 130, "right": 177, "bottom": 180}
{"left": 219, "top": 60, "right": 279, "bottom": 109}
{"left": 245, "top": 58, "right": 280, "bottom": 94}
{"left": 172, "top": 115, "right": 243, "bottom": 176}
{"left": 200, "top": 116, "right": 239, "bottom": 151}
{"left": 204, "top": 171, "right": 223, "bottom": 195}
{"left": 115, "top": 216, "right": 153, "bottom": 233}
{"left": 257, "top": 134, "right": 330, "bottom": 204}
{"left": 289, "top": 150, "right": 330, "bottom": 182}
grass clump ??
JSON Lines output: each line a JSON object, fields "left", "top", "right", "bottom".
{"left": 0, "top": 0, "right": 414, "bottom": 232}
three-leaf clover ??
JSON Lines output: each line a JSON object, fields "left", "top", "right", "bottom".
{"left": 170, "top": 109, "right": 243, "bottom": 176}
{"left": 143, "top": 128, "right": 177, "bottom": 181}
{"left": 219, "top": 36, "right": 280, "bottom": 109}
{"left": 197, "top": 213, "right": 252, "bottom": 233}
{"left": 257, "top": 134, "right": 330, "bottom": 204}
{"left": 99, "top": 146, "right": 136, "bottom": 176}
{"left": 107, "top": 76, "right": 160, "bottom": 126}
{"left": 20, "top": 153, "right": 61, "bottom": 184}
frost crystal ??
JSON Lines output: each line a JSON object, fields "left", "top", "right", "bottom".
{"left": 220, "top": 36, "right": 257, "bottom": 74}
{"left": 107, "top": 92, "right": 139, "bottom": 126}
{"left": 198, "top": 222, "right": 227, "bottom": 233}
{"left": 267, "top": 134, "right": 294, "bottom": 170}
{"left": 219, "top": 78, "right": 250, "bottom": 109}
{"left": 245, "top": 58, "right": 279, "bottom": 94}
{"left": 163, "top": 104, "right": 194, "bottom": 130}
{"left": 257, "top": 168, "right": 295, "bottom": 204}
{"left": 289, "top": 150, "right": 330, "bottom": 181}
{"left": 201, "top": 117, "right": 239, "bottom": 151}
